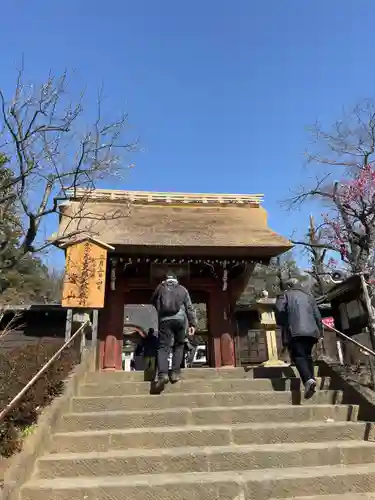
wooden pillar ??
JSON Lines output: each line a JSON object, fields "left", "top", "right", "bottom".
{"left": 208, "top": 289, "right": 235, "bottom": 367}
{"left": 221, "top": 330, "right": 235, "bottom": 366}
{"left": 101, "top": 288, "right": 124, "bottom": 371}
{"left": 226, "top": 264, "right": 253, "bottom": 368}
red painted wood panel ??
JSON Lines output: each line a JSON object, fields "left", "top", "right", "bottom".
{"left": 98, "top": 268, "right": 247, "bottom": 370}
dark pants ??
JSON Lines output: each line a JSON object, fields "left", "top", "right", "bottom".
{"left": 289, "top": 337, "right": 317, "bottom": 384}
{"left": 157, "top": 319, "right": 186, "bottom": 377}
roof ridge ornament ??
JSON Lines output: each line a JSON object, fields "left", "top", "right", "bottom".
{"left": 64, "top": 188, "right": 264, "bottom": 206}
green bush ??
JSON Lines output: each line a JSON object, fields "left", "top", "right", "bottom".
{"left": 0, "top": 338, "right": 80, "bottom": 457}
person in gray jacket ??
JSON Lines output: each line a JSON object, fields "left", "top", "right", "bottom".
{"left": 275, "top": 278, "right": 323, "bottom": 399}
{"left": 151, "top": 272, "right": 197, "bottom": 392}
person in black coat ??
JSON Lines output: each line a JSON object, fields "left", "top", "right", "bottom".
{"left": 275, "top": 278, "right": 323, "bottom": 399}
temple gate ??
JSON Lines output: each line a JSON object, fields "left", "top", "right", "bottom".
{"left": 56, "top": 189, "right": 291, "bottom": 370}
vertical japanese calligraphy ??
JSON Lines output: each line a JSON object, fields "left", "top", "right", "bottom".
{"left": 62, "top": 240, "right": 109, "bottom": 308}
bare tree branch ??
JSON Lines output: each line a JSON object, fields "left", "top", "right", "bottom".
{"left": 288, "top": 99, "right": 375, "bottom": 275}
{"left": 0, "top": 67, "right": 137, "bottom": 273}
{"left": 0, "top": 311, "right": 25, "bottom": 344}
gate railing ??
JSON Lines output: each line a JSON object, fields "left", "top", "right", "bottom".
{"left": 0, "top": 316, "right": 155, "bottom": 423}
{"left": 0, "top": 320, "right": 90, "bottom": 424}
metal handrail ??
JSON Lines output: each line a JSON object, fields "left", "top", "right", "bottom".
{"left": 323, "top": 322, "right": 375, "bottom": 388}
{"left": 0, "top": 320, "right": 90, "bottom": 424}
{"left": 324, "top": 322, "right": 375, "bottom": 358}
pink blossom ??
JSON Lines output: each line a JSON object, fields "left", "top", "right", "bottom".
{"left": 316, "top": 163, "right": 375, "bottom": 268}
{"left": 339, "top": 163, "right": 375, "bottom": 206}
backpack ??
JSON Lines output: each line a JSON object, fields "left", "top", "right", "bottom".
{"left": 158, "top": 282, "right": 184, "bottom": 317}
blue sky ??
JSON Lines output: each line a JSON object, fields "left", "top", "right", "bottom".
{"left": 1, "top": 1, "right": 374, "bottom": 269}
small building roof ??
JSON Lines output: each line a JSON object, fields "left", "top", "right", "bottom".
{"left": 58, "top": 234, "right": 115, "bottom": 251}
{"left": 320, "top": 274, "right": 363, "bottom": 303}
{"left": 56, "top": 189, "right": 292, "bottom": 258}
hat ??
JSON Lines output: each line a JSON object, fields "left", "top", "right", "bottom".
{"left": 285, "top": 277, "right": 299, "bottom": 288}
{"left": 165, "top": 271, "right": 177, "bottom": 280}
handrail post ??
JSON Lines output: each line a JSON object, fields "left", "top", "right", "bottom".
{"left": 72, "top": 311, "right": 91, "bottom": 358}
{"left": 65, "top": 309, "right": 73, "bottom": 342}
{"left": 92, "top": 310, "right": 99, "bottom": 348}
{"left": 92, "top": 309, "right": 99, "bottom": 371}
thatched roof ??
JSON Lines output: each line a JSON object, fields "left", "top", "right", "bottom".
{"left": 56, "top": 189, "right": 292, "bottom": 258}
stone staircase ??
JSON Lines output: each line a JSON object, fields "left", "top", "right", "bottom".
{"left": 20, "top": 366, "right": 375, "bottom": 500}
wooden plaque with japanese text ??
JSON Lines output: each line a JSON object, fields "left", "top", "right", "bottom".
{"left": 62, "top": 240, "right": 108, "bottom": 308}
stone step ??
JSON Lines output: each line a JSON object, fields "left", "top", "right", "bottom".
{"left": 71, "top": 390, "right": 344, "bottom": 412}
{"left": 20, "top": 463, "right": 375, "bottom": 500}
{"left": 84, "top": 365, "right": 323, "bottom": 383}
{"left": 50, "top": 421, "right": 370, "bottom": 453}
{"left": 57, "top": 404, "right": 357, "bottom": 432}
{"left": 79, "top": 376, "right": 337, "bottom": 396}
{"left": 36, "top": 441, "right": 375, "bottom": 479}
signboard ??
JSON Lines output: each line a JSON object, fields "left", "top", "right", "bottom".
{"left": 62, "top": 239, "right": 109, "bottom": 308}
{"left": 322, "top": 317, "right": 335, "bottom": 329}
